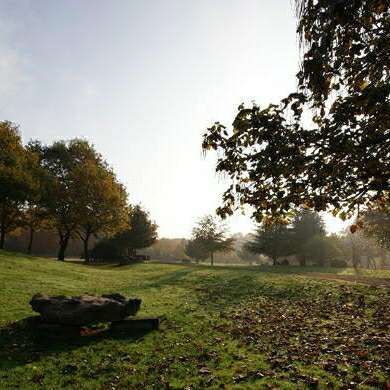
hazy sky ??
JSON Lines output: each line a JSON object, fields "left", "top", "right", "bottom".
{"left": 0, "top": 0, "right": 349, "bottom": 237}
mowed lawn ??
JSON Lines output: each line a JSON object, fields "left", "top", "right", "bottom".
{"left": 0, "top": 251, "right": 389, "bottom": 389}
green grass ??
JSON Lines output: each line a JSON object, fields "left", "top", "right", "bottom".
{"left": 1, "top": 250, "right": 389, "bottom": 389}
{"left": 256, "top": 264, "right": 390, "bottom": 278}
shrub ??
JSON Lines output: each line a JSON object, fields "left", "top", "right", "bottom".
{"left": 275, "top": 259, "right": 290, "bottom": 266}
{"left": 90, "top": 239, "right": 124, "bottom": 262}
{"left": 330, "top": 259, "right": 348, "bottom": 268}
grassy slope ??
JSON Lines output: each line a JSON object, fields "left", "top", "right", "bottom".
{"left": 0, "top": 250, "right": 389, "bottom": 389}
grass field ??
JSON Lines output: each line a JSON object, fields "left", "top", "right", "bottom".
{"left": 1, "top": 250, "right": 389, "bottom": 389}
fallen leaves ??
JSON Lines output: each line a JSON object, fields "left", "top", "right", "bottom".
{"left": 208, "top": 284, "right": 390, "bottom": 387}
{"left": 233, "top": 370, "right": 265, "bottom": 383}
{"left": 199, "top": 367, "right": 211, "bottom": 375}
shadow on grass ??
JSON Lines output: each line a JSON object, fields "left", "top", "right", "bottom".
{"left": 0, "top": 316, "right": 153, "bottom": 370}
{"left": 190, "top": 272, "right": 341, "bottom": 312}
{"left": 65, "top": 259, "right": 161, "bottom": 270}
{"left": 256, "top": 265, "right": 349, "bottom": 275}
{"left": 144, "top": 268, "right": 197, "bottom": 288}
{"left": 64, "top": 259, "right": 123, "bottom": 269}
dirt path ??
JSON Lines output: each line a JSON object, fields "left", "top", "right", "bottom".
{"left": 299, "top": 273, "right": 390, "bottom": 288}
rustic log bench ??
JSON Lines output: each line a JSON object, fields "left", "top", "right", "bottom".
{"left": 28, "top": 293, "right": 159, "bottom": 336}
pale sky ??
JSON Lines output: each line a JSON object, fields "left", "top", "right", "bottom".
{"left": 0, "top": 0, "right": 350, "bottom": 237}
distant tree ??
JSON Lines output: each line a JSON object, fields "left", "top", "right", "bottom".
{"left": 236, "top": 243, "right": 260, "bottom": 265}
{"left": 363, "top": 212, "right": 390, "bottom": 251}
{"left": 245, "top": 224, "right": 293, "bottom": 266}
{"left": 116, "top": 205, "right": 158, "bottom": 257}
{"left": 185, "top": 238, "right": 209, "bottom": 263}
{"left": 172, "top": 239, "right": 188, "bottom": 260}
{"left": 72, "top": 156, "right": 129, "bottom": 262}
{"left": 325, "top": 233, "right": 350, "bottom": 263}
{"left": 190, "top": 215, "right": 234, "bottom": 266}
{"left": 346, "top": 228, "right": 379, "bottom": 269}
{"left": 144, "top": 238, "right": 188, "bottom": 261}
{"left": 362, "top": 195, "right": 390, "bottom": 251}
{"left": 202, "top": 1, "right": 389, "bottom": 223}
{"left": 0, "top": 121, "right": 37, "bottom": 249}
{"left": 291, "top": 209, "right": 326, "bottom": 266}
{"left": 301, "top": 235, "right": 342, "bottom": 267}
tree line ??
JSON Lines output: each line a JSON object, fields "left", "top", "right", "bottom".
{"left": 242, "top": 209, "right": 390, "bottom": 268}
{"left": 0, "top": 121, "right": 157, "bottom": 261}
{"left": 184, "top": 211, "right": 389, "bottom": 268}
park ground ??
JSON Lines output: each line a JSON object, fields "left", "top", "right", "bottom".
{"left": 0, "top": 250, "right": 389, "bottom": 389}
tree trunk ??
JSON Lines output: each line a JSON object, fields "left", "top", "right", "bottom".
{"left": 58, "top": 242, "right": 67, "bottom": 261}
{"left": 0, "top": 206, "right": 5, "bottom": 249}
{"left": 299, "top": 255, "right": 306, "bottom": 266}
{"left": 0, "top": 203, "right": 5, "bottom": 249}
{"left": 272, "top": 257, "right": 278, "bottom": 266}
{"left": 83, "top": 237, "right": 90, "bottom": 263}
{"left": 379, "top": 248, "right": 387, "bottom": 268}
{"left": 210, "top": 252, "right": 214, "bottom": 266}
{"left": 127, "top": 248, "right": 136, "bottom": 258}
{"left": 27, "top": 227, "right": 34, "bottom": 254}
{"left": 367, "top": 256, "right": 376, "bottom": 269}
{"left": 58, "top": 233, "right": 70, "bottom": 261}
{"left": 80, "top": 230, "right": 92, "bottom": 263}
{"left": 351, "top": 244, "right": 360, "bottom": 270}
{"left": 0, "top": 228, "right": 5, "bottom": 250}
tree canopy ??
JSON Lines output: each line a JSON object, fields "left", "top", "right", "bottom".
{"left": 202, "top": 1, "right": 389, "bottom": 223}
{"left": 0, "top": 121, "right": 38, "bottom": 249}
{"left": 31, "top": 139, "right": 130, "bottom": 261}
{"left": 72, "top": 156, "right": 129, "bottom": 262}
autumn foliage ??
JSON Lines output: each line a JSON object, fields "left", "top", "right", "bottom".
{"left": 0, "top": 121, "right": 155, "bottom": 260}
{"left": 203, "top": 0, "right": 389, "bottom": 222}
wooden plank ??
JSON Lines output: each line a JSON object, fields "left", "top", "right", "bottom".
{"left": 110, "top": 317, "right": 160, "bottom": 331}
